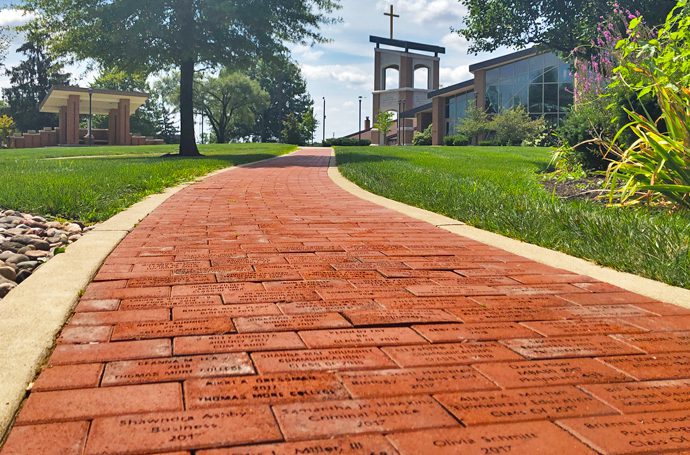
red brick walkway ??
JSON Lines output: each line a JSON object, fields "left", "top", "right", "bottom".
{"left": 3, "top": 148, "right": 690, "bottom": 454}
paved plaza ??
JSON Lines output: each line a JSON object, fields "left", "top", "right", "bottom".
{"left": 3, "top": 148, "right": 690, "bottom": 454}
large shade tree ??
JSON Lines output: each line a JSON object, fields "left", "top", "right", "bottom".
{"left": 196, "top": 70, "right": 269, "bottom": 143}
{"left": 458, "top": 0, "right": 677, "bottom": 54}
{"left": 23, "top": 0, "right": 340, "bottom": 155}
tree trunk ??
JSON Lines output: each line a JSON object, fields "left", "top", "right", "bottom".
{"left": 178, "top": 58, "right": 200, "bottom": 156}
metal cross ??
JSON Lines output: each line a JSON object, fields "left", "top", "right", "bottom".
{"left": 384, "top": 5, "right": 399, "bottom": 39}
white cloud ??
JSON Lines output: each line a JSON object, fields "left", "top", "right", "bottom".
{"left": 441, "top": 32, "right": 470, "bottom": 53}
{"left": 440, "top": 64, "right": 472, "bottom": 87}
{"left": 0, "top": 9, "right": 35, "bottom": 27}
{"left": 290, "top": 44, "right": 325, "bottom": 62}
{"left": 376, "top": 0, "right": 466, "bottom": 25}
{"left": 301, "top": 64, "right": 372, "bottom": 90}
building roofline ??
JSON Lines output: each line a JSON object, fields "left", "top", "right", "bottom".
{"left": 401, "top": 102, "right": 433, "bottom": 117}
{"left": 370, "top": 36, "right": 446, "bottom": 55}
{"left": 468, "top": 47, "right": 542, "bottom": 72}
{"left": 428, "top": 79, "right": 474, "bottom": 99}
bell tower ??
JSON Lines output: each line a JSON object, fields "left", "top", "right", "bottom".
{"left": 370, "top": 35, "right": 445, "bottom": 144}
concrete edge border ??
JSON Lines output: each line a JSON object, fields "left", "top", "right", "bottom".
{"left": 0, "top": 149, "right": 298, "bottom": 438}
{"left": 326, "top": 150, "right": 690, "bottom": 308}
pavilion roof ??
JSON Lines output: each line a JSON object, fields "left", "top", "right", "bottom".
{"left": 39, "top": 86, "right": 149, "bottom": 115}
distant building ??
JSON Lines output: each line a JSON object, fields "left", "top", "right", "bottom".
{"left": 346, "top": 39, "right": 574, "bottom": 146}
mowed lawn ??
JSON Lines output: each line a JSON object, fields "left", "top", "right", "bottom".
{"left": 0, "top": 143, "right": 295, "bottom": 223}
{"left": 336, "top": 146, "right": 690, "bottom": 289}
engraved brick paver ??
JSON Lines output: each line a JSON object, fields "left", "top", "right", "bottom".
{"left": 5, "top": 148, "right": 690, "bottom": 452}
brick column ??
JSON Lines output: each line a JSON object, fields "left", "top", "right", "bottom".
{"left": 117, "top": 99, "right": 130, "bottom": 145}
{"left": 57, "top": 107, "right": 67, "bottom": 145}
{"left": 431, "top": 96, "right": 444, "bottom": 145}
{"left": 474, "top": 69, "right": 487, "bottom": 111}
{"left": 65, "top": 95, "right": 80, "bottom": 145}
{"left": 108, "top": 109, "right": 119, "bottom": 145}
{"left": 400, "top": 55, "right": 413, "bottom": 89}
{"left": 432, "top": 60, "right": 440, "bottom": 90}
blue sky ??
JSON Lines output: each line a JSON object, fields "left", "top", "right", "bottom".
{"left": 0, "top": 0, "right": 513, "bottom": 139}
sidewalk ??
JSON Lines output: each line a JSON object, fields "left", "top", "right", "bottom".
{"left": 3, "top": 148, "right": 690, "bottom": 454}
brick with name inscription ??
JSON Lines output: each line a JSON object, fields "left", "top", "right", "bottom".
{"left": 611, "top": 331, "right": 690, "bottom": 354}
{"left": 625, "top": 315, "right": 690, "bottom": 332}
{"left": 501, "top": 335, "right": 643, "bottom": 359}
{"left": 120, "top": 295, "right": 222, "bottom": 310}
{"left": 343, "top": 309, "right": 458, "bottom": 326}
{"left": 448, "top": 305, "right": 570, "bottom": 323}
{"left": 382, "top": 342, "right": 523, "bottom": 368}
{"left": 252, "top": 347, "right": 395, "bottom": 373}
{"left": 184, "top": 372, "right": 349, "bottom": 408}
{"left": 557, "top": 410, "right": 690, "bottom": 454}
{"left": 111, "top": 317, "right": 235, "bottom": 341}
{"left": 234, "top": 313, "right": 351, "bottom": 333}
{"left": 102, "top": 353, "right": 253, "bottom": 385}
{"left": 386, "top": 421, "right": 595, "bottom": 454}
{"left": 216, "top": 270, "right": 302, "bottom": 283}
{"left": 171, "top": 282, "right": 262, "bottom": 297}
{"left": 174, "top": 332, "right": 305, "bottom": 355}
{"left": 470, "top": 295, "right": 571, "bottom": 307}
{"left": 406, "top": 285, "right": 498, "bottom": 297}
{"left": 375, "top": 296, "right": 476, "bottom": 309}
{"left": 475, "top": 358, "right": 633, "bottom": 389}
{"left": 85, "top": 406, "right": 282, "bottom": 454}
{"left": 273, "top": 396, "right": 457, "bottom": 440}
{"left": 563, "top": 304, "right": 655, "bottom": 319}
{"left": 299, "top": 327, "right": 426, "bottom": 348}
{"left": 223, "top": 289, "right": 320, "bottom": 304}
{"left": 522, "top": 318, "right": 647, "bottom": 337}
{"left": 317, "top": 289, "right": 411, "bottom": 300}
{"left": 598, "top": 352, "right": 690, "bottom": 380}
{"left": 435, "top": 386, "right": 615, "bottom": 425}
{"left": 197, "top": 434, "right": 398, "bottom": 455}
{"left": 581, "top": 379, "right": 690, "bottom": 414}
{"left": 412, "top": 322, "right": 538, "bottom": 342}
{"left": 339, "top": 366, "right": 498, "bottom": 398}
{"left": 559, "top": 291, "right": 655, "bottom": 306}
{"left": 278, "top": 300, "right": 382, "bottom": 314}
{"left": 172, "top": 303, "right": 281, "bottom": 320}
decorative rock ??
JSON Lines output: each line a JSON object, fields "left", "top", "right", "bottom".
{"left": 29, "top": 239, "right": 50, "bottom": 251}
{"left": 0, "top": 251, "right": 12, "bottom": 261}
{"left": 16, "top": 261, "right": 39, "bottom": 270}
{"left": 16, "top": 269, "right": 32, "bottom": 283}
{"left": 18, "top": 245, "right": 36, "bottom": 254}
{"left": 0, "top": 282, "right": 15, "bottom": 297}
{"left": 64, "top": 223, "right": 82, "bottom": 233}
{"left": 0, "top": 266, "right": 17, "bottom": 281}
{"left": 25, "top": 250, "right": 50, "bottom": 259}
{"left": 1, "top": 242, "right": 24, "bottom": 253}
{"left": 5, "top": 254, "right": 29, "bottom": 265}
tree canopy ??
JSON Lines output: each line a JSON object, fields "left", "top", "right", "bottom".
{"left": 2, "top": 28, "right": 70, "bottom": 132}
{"left": 457, "top": 0, "right": 677, "bottom": 54}
{"left": 196, "top": 70, "right": 269, "bottom": 143}
{"left": 22, "top": 0, "right": 340, "bottom": 155}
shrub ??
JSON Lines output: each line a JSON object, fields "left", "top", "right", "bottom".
{"left": 443, "top": 134, "right": 469, "bottom": 146}
{"left": 556, "top": 97, "right": 614, "bottom": 169}
{"left": 456, "top": 105, "right": 491, "bottom": 140}
{"left": 412, "top": 125, "right": 432, "bottom": 146}
{"left": 323, "top": 137, "right": 371, "bottom": 147}
{"left": 490, "top": 106, "right": 546, "bottom": 146}
{"left": 0, "top": 115, "right": 15, "bottom": 148}
{"left": 599, "top": 0, "right": 690, "bottom": 208}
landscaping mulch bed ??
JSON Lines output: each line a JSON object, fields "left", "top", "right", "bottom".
{"left": 542, "top": 176, "right": 607, "bottom": 202}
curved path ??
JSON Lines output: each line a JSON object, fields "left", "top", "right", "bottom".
{"left": 3, "top": 148, "right": 690, "bottom": 454}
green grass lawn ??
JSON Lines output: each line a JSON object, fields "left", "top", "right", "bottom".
{"left": 336, "top": 146, "right": 690, "bottom": 289}
{"left": 0, "top": 143, "right": 295, "bottom": 223}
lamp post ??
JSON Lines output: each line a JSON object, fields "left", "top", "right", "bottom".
{"left": 322, "top": 97, "right": 326, "bottom": 145}
{"left": 358, "top": 96, "right": 363, "bottom": 142}
{"left": 397, "top": 100, "right": 402, "bottom": 146}
{"left": 400, "top": 100, "right": 406, "bottom": 146}
{"left": 87, "top": 87, "right": 94, "bottom": 146}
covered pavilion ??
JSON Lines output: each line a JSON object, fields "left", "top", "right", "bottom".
{"left": 36, "top": 86, "right": 149, "bottom": 146}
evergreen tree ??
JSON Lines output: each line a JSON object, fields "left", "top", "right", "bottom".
{"left": 2, "top": 29, "right": 70, "bottom": 132}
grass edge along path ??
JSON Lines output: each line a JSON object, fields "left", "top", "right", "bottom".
{"left": 0, "top": 143, "right": 296, "bottom": 223}
{"left": 335, "top": 146, "right": 690, "bottom": 289}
